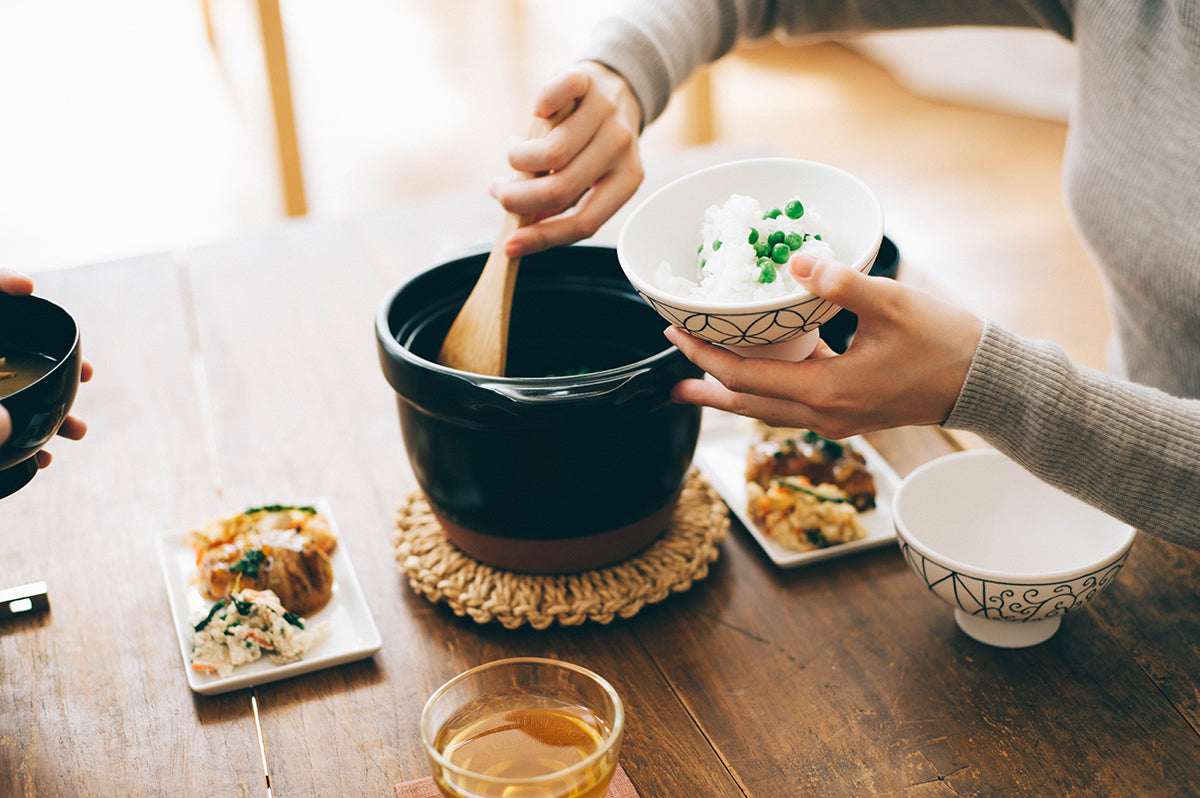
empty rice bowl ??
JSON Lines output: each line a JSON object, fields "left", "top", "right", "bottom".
{"left": 654, "top": 194, "right": 836, "bottom": 304}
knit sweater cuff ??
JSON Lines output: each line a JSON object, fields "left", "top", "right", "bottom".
{"left": 944, "top": 321, "right": 1200, "bottom": 549}
{"left": 580, "top": 17, "right": 671, "bottom": 129}
{"left": 579, "top": 2, "right": 742, "bottom": 129}
{"left": 944, "top": 321, "right": 1049, "bottom": 439}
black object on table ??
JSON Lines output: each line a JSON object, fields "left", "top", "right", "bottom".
{"left": 818, "top": 235, "right": 899, "bottom": 354}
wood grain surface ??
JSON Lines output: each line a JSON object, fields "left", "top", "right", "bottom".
{"left": 2, "top": 152, "right": 1198, "bottom": 797}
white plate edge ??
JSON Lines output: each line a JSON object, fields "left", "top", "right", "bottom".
{"left": 155, "top": 497, "right": 382, "bottom": 695}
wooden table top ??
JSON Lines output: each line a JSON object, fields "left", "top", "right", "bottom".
{"left": 4, "top": 150, "right": 1199, "bottom": 797}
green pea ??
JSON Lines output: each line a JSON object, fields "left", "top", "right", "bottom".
{"left": 785, "top": 232, "right": 804, "bottom": 250}
{"left": 771, "top": 243, "right": 790, "bottom": 264}
{"left": 700, "top": 258, "right": 707, "bottom": 269}
{"left": 713, "top": 239, "right": 723, "bottom": 251}
{"left": 813, "top": 233, "right": 822, "bottom": 241}
{"left": 757, "top": 259, "right": 777, "bottom": 283}
{"left": 767, "top": 230, "right": 785, "bottom": 248}
{"left": 764, "top": 208, "right": 782, "bottom": 219}
{"left": 748, "top": 228, "right": 760, "bottom": 245}
{"left": 785, "top": 199, "right": 804, "bottom": 219}
{"left": 698, "top": 244, "right": 703, "bottom": 253}
{"left": 754, "top": 241, "right": 769, "bottom": 258}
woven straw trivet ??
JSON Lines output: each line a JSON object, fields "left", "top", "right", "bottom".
{"left": 393, "top": 468, "right": 729, "bottom": 630}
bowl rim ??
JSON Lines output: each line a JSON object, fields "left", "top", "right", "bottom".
{"left": 374, "top": 245, "right": 683, "bottom": 385}
{"left": 616, "top": 157, "right": 885, "bottom": 314}
{"left": 0, "top": 293, "right": 81, "bottom": 403}
{"left": 419, "top": 656, "right": 625, "bottom": 785}
{"left": 892, "top": 449, "right": 1137, "bottom": 583}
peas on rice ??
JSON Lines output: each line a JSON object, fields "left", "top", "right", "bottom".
{"left": 652, "top": 193, "right": 837, "bottom": 303}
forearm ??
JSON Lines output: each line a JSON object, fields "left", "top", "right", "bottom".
{"left": 946, "top": 323, "right": 1200, "bottom": 549}
{"left": 579, "top": 0, "right": 1071, "bottom": 127}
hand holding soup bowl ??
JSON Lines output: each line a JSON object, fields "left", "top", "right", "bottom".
{"left": 617, "top": 158, "right": 885, "bottom": 361}
{"left": 0, "top": 290, "right": 85, "bottom": 498}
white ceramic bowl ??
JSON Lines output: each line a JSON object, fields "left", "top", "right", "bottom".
{"left": 892, "top": 449, "right": 1136, "bottom": 648}
{"left": 617, "top": 158, "right": 884, "bottom": 360}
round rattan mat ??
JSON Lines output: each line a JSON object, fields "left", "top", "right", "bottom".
{"left": 393, "top": 468, "right": 729, "bottom": 629}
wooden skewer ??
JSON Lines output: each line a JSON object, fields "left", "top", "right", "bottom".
{"left": 251, "top": 689, "right": 274, "bottom": 798}
{"left": 436, "top": 100, "right": 578, "bottom": 376}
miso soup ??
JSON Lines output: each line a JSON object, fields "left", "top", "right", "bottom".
{"left": 0, "top": 350, "right": 57, "bottom": 399}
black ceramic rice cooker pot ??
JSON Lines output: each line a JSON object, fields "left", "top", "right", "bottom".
{"left": 376, "top": 245, "right": 704, "bottom": 573}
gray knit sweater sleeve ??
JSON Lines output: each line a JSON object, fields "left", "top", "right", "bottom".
{"left": 580, "top": 0, "right": 1072, "bottom": 126}
{"left": 580, "top": 0, "right": 1200, "bottom": 550}
{"left": 945, "top": 323, "right": 1200, "bottom": 548}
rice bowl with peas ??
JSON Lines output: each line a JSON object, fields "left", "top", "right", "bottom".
{"left": 654, "top": 193, "right": 837, "bottom": 304}
{"left": 617, "top": 157, "right": 884, "bottom": 359}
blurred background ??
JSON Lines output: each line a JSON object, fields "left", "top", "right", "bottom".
{"left": 1, "top": 0, "right": 1085, "bottom": 359}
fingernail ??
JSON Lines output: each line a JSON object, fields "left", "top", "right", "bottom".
{"left": 789, "top": 255, "right": 816, "bottom": 280}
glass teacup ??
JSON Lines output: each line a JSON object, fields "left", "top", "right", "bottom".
{"left": 420, "top": 657, "right": 625, "bottom": 798}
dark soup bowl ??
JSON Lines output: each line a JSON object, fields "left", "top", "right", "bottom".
{"left": 0, "top": 294, "right": 82, "bottom": 498}
{"left": 376, "top": 245, "right": 703, "bottom": 573}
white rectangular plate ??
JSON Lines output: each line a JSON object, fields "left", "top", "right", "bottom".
{"left": 694, "top": 421, "right": 901, "bottom": 568}
{"left": 156, "top": 498, "right": 382, "bottom": 695}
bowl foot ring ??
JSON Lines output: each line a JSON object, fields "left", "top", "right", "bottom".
{"left": 393, "top": 468, "right": 729, "bottom": 630}
{"left": 954, "top": 609, "right": 1062, "bottom": 648}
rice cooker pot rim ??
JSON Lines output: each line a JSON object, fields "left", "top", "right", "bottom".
{"left": 375, "top": 245, "right": 695, "bottom": 415}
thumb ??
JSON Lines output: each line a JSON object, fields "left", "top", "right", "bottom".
{"left": 789, "top": 253, "right": 879, "bottom": 315}
{"left": 0, "top": 268, "right": 34, "bottom": 296}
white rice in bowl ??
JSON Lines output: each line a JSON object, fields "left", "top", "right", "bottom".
{"left": 654, "top": 193, "right": 837, "bottom": 303}
{"left": 190, "top": 588, "right": 330, "bottom": 678}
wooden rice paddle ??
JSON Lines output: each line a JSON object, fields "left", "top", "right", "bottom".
{"left": 437, "top": 101, "right": 578, "bottom": 375}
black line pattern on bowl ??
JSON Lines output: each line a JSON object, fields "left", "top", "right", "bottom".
{"left": 899, "top": 542, "right": 1132, "bottom": 622}
{"left": 636, "top": 291, "right": 840, "bottom": 347}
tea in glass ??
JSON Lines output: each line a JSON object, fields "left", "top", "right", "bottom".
{"left": 421, "top": 658, "right": 624, "bottom": 798}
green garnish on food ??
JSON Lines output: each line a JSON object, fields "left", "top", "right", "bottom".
{"left": 772, "top": 477, "right": 851, "bottom": 504}
{"left": 283, "top": 612, "right": 305, "bottom": 629}
{"left": 748, "top": 227, "right": 760, "bottom": 245}
{"left": 712, "top": 239, "right": 723, "bottom": 251}
{"left": 757, "top": 258, "right": 777, "bottom": 284}
{"left": 764, "top": 208, "right": 782, "bottom": 219}
{"left": 193, "top": 599, "right": 228, "bottom": 632}
{"left": 785, "top": 199, "right": 805, "bottom": 219}
{"left": 234, "top": 598, "right": 254, "bottom": 615}
{"left": 230, "top": 548, "right": 266, "bottom": 578}
{"left": 244, "top": 504, "right": 317, "bottom": 515}
{"left": 818, "top": 437, "right": 844, "bottom": 459}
